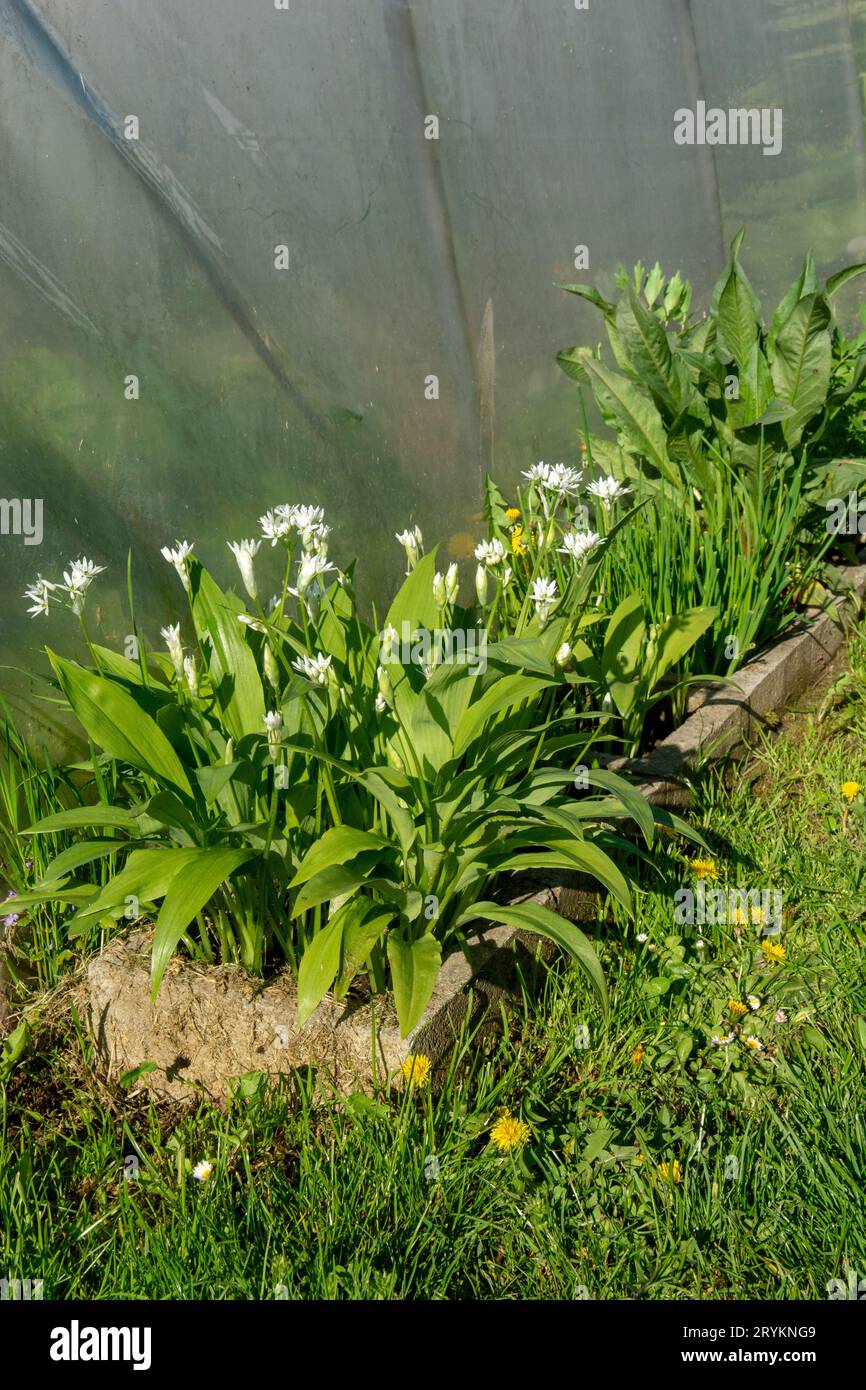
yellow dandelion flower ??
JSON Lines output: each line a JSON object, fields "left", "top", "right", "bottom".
{"left": 505, "top": 507, "right": 521, "bottom": 521}
{"left": 692, "top": 857, "right": 718, "bottom": 881}
{"left": 761, "top": 940, "right": 786, "bottom": 965}
{"left": 489, "top": 1109, "right": 531, "bottom": 1151}
{"left": 728, "top": 998, "right": 748, "bottom": 1016}
{"left": 510, "top": 525, "right": 527, "bottom": 556}
{"left": 750, "top": 905, "right": 765, "bottom": 925}
{"left": 400, "top": 1053, "right": 431, "bottom": 1088}
{"left": 631, "top": 1044, "right": 645, "bottom": 1066}
{"left": 841, "top": 780, "right": 861, "bottom": 802}
{"left": 731, "top": 906, "right": 748, "bottom": 926}
{"left": 657, "top": 1159, "right": 683, "bottom": 1184}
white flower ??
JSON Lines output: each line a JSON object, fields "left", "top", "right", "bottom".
{"left": 161, "top": 540, "right": 194, "bottom": 592}
{"left": 433, "top": 570, "right": 447, "bottom": 609}
{"left": 263, "top": 642, "right": 280, "bottom": 691}
{"left": 183, "top": 655, "right": 199, "bottom": 696}
{"left": 444, "top": 562, "right": 459, "bottom": 606}
{"left": 544, "top": 463, "right": 584, "bottom": 496}
{"left": 192, "top": 1160, "right": 214, "bottom": 1182}
{"left": 227, "top": 539, "right": 261, "bottom": 602}
{"left": 475, "top": 563, "right": 488, "bottom": 607}
{"left": 291, "top": 652, "right": 332, "bottom": 685}
{"left": 555, "top": 642, "right": 572, "bottom": 668}
{"left": 237, "top": 613, "right": 267, "bottom": 633}
{"left": 474, "top": 538, "right": 506, "bottom": 566}
{"left": 711, "top": 1032, "right": 735, "bottom": 1046}
{"left": 636, "top": 931, "right": 648, "bottom": 943}
{"left": 559, "top": 529, "right": 603, "bottom": 563}
{"left": 529, "top": 576, "right": 558, "bottom": 624}
{"left": 259, "top": 506, "right": 295, "bottom": 545}
{"left": 160, "top": 622, "right": 184, "bottom": 677}
{"left": 522, "top": 462, "right": 551, "bottom": 485}
{"left": 295, "top": 551, "right": 334, "bottom": 596}
{"left": 774, "top": 1010, "right": 787, "bottom": 1024}
{"left": 61, "top": 556, "right": 105, "bottom": 615}
{"left": 743, "top": 1036, "right": 764, "bottom": 1052}
{"left": 587, "top": 475, "right": 631, "bottom": 503}
{"left": 23, "top": 576, "right": 55, "bottom": 618}
{"left": 375, "top": 692, "right": 387, "bottom": 714}
{"left": 379, "top": 623, "right": 399, "bottom": 664}
{"left": 396, "top": 526, "right": 423, "bottom": 574}
{"left": 376, "top": 664, "right": 394, "bottom": 705}
{"left": 501, "top": 565, "right": 513, "bottom": 589}
{"left": 293, "top": 505, "right": 328, "bottom": 550}
{"left": 696, "top": 938, "right": 706, "bottom": 949}
{"left": 263, "top": 710, "right": 284, "bottom": 748}
{"left": 747, "top": 995, "right": 761, "bottom": 1012}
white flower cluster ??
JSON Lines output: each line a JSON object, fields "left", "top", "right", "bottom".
{"left": 24, "top": 556, "right": 106, "bottom": 619}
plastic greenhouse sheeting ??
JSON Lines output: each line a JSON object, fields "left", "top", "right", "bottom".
{"left": 2, "top": 0, "right": 866, "bottom": 738}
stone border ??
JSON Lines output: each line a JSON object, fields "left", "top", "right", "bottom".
{"left": 69, "top": 563, "right": 866, "bottom": 1098}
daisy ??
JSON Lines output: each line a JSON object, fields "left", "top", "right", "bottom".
{"left": 192, "top": 1160, "right": 214, "bottom": 1182}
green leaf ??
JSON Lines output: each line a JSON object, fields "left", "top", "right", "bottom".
{"left": 47, "top": 653, "right": 193, "bottom": 797}
{"left": 39, "top": 839, "right": 124, "bottom": 884}
{"left": 457, "top": 900, "right": 607, "bottom": 1014}
{"left": 387, "top": 931, "right": 442, "bottom": 1038}
{"left": 716, "top": 257, "right": 761, "bottom": 368}
{"left": 22, "top": 805, "right": 142, "bottom": 835}
{"left": 189, "top": 561, "right": 265, "bottom": 741}
{"left": 559, "top": 282, "right": 617, "bottom": 320}
{"left": 768, "top": 251, "right": 817, "bottom": 352}
{"left": 335, "top": 900, "right": 395, "bottom": 998}
{"left": 289, "top": 826, "right": 392, "bottom": 889}
{"left": 577, "top": 354, "right": 678, "bottom": 483}
{"left": 119, "top": 1061, "right": 159, "bottom": 1088}
{"left": 616, "top": 285, "right": 690, "bottom": 414}
{"left": 646, "top": 607, "right": 717, "bottom": 689}
{"left": 296, "top": 912, "right": 344, "bottom": 1026}
{"left": 453, "top": 672, "right": 555, "bottom": 758}
{"left": 151, "top": 848, "right": 255, "bottom": 997}
{"left": 69, "top": 847, "right": 199, "bottom": 932}
{"left": 383, "top": 547, "right": 440, "bottom": 637}
{"left": 291, "top": 865, "right": 386, "bottom": 917}
{"left": 769, "top": 292, "right": 832, "bottom": 445}
{"left": 826, "top": 262, "right": 866, "bottom": 297}
{"left": 0, "top": 1020, "right": 30, "bottom": 1082}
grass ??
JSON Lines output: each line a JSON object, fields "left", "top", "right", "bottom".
{"left": 2, "top": 631, "right": 866, "bottom": 1300}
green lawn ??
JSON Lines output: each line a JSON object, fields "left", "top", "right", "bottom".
{"left": 2, "top": 630, "right": 865, "bottom": 1301}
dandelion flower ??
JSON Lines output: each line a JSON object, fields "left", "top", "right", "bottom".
{"left": 631, "top": 1044, "right": 645, "bottom": 1066}
{"left": 192, "top": 1160, "right": 213, "bottom": 1181}
{"left": 841, "top": 780, "right": 861, "bottom": 802}
{"left": 692, "top": 857, "right": 718, "bottom": 881}
{"left": 505, "top": 507, "right": 521, "bottom": 521}
{"left": 657, "top": 1159, "right": 683, "bottom": 1184}
{"left": 762, "top": 940, "right": 786, "bottom": 964}
{"left": 510, "top": 525, "right": 527, "bottom": 556}
{"left": 728, "top": 998, "right": 748, "bottom": 1016}
{"left": 401, "top": 1054, "right": 431, "bottom": 1088}
{"left": 489, "top": 1109, "right": 531, "bottom": 1152}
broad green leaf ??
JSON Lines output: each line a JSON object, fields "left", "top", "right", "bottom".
{"left": 453, "top": 672, "right": 554, "bottom": 758}
{"left": 151, "top": 848, "right": 255, "bottom": 997}
{"left": 768, "top": 251, "right": 816, "bottom": 352}
{"left": 577, "top": 354, "right": 678, "bottom": 483}
{"left": 716, "top": 258, "right": 760, "bottom": 368}
{"left": 559, "top": 282, "right": 617, "bottom": 320}
{"left": 70, "top": 847, "right": 199, "bottom": 930}
{"left": 296, "top": 911, "right": 344, "bottom": 1026}
{"left": 617, "top": 286, "right": 690, "bottom": 414}
{"left": 457, "top": 900, "right": 607, "bottom": 1013}
{"left": 47, "top": 653, "right": 193, "bottom": 797}
{"left": 291, "top": 865, "right": 388, "bottom": 917}
{"left": 383, "top": 547, "right": 440, "bottom": 637}
{"left": 387, "top": 931, "right": 442, "bottom": 1037}
{"left": 646, "top": 607, "right": 717, "bottom": 689}
{"left": 335, "top": 900, "right": 395, "bottom": 998}
{"left": 826, "top": 262, "right": 866, "bottom": 297}
{"left": 770, "top": 292, "right": 832, "bottom": 445}
{"left": 23, "top": 805, "right": 142, "bottom": 835}
{"left": 189, "top": 561, "right": 265, "bottom": 741}
{"left": 289, "top": 826, "right": 391, "bottom": 889}
{"left": 39, "top": 839, "right": 124, "bottom": 884}
{"left": 727, "top": 340, "right": 775, "bottom": 429}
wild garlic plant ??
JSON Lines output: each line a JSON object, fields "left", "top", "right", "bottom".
{"left": 13, "top": 497, "right": 691, "bottom": 1033}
